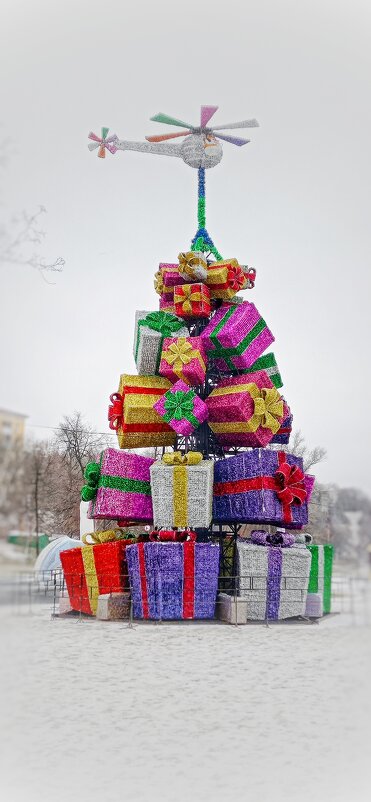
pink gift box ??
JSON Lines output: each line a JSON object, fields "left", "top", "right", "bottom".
{"left": 153, "top": 379, "right": 208, "bottom": 436}
{"left": 85, "top": 448, "right": 154, "bottom": 522}
{"left": 206, "top": 370, "right": 290, "bottom": 448}
{"left": 200, "top": 301, "right": 274, "bottom": 372}
{"left": 159, "top": 336, "right": 207, "bottom": 386}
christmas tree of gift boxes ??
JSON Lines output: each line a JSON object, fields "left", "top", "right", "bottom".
{"left": 60, "top": 250, "right": 333, "bottom": 622}
{"left": 61, "top": 109, "right": 334, "bottom": 622}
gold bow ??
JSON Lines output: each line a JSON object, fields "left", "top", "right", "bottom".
{"left": 162, "top": 451, "right": 203, "bottom": 466}
{"left": 162, "top": 338, "right": 196, "bottom": 371}
{"left": 154, "top": 270, "right": 164, "bottom": 295}
{"left": 248, "top": 385, "right": 284, "bottom": 434}
{"left": 174, "top": 286, "right": 203, "bottom": 314}
{"left": 178, "top": 251, "right": 207, "bottom": 280}
{"left": 82, "top": 528, "right": 126, "bottom": 545}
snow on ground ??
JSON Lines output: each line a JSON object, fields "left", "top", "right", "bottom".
{"left": 0, "top": 598, "right": 370, "bottom": 802}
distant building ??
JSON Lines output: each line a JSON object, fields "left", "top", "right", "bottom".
{"left": 0, "top": 408, "right": 27, "bottom": 448}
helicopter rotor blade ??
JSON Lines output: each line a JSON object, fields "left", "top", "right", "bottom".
{"left": 214, "top": 133, "right": 251, "bottom": 146}
{"left": 145, "top": 131, "right": 191, "bottom": 142}
{"left": 150, "top": 112, "right": 194, "bottom": 128}
{"left": 200, "top": 105, "right": 219, "bottom": 127}
{"left": 211, "top": 119, "right": 259, "bottom": 131}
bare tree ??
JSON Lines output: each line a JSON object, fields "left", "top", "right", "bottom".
{"left": 278, "top": 429, "right": 327, "bottom": 471}
{"left": 22, "top": 440, "right": 55, "bottom": 556}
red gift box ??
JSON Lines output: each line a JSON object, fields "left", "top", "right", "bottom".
{"left": 60, "top": 539, "right": 134, "bottom": 616}
{"left": 173, "top": 283, "right": 211, "bottom": 319}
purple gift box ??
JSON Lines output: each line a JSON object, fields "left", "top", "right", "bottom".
{"left": 84, "top": 448, "right": 154, "bottom": 522}
{"left": 126, "top": 541, "right": 220, "bottom": 619}
{"left": 213, "top": 448, "right": 315, "bottom": 529}
{"left": 200, "top": 302, "right": 274, "bottom": 373}
{"left": 271, "top": 412, "right": 293, "bottom": 445}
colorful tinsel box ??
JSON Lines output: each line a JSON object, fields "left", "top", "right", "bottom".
{"left": 108, "top": 374, "right": 176, "bottom": 449}
{"left": 306, "top": 543, "right": 334, "bottom": 615}
{"left": 213, "top": 449, "right": 315, "bottom": 528}
{"left": 81, "top": 449, "right": 154, "bottom": 522}
{"left": 153, "top": 380, "right": 208, "bottom": 437}
{"left": 241, "top": 352, "right": 283, "bottom": 389}
{"left": 205, "top": 259, "right": 247, "bottom": 300}
{"left": 60, "top": 537, "right": 133, "bottom": 616}
{"left": 174, "top": 283, "right": 211, "bottom": 319}
{"left": 236, "top": 531, "right": 311, "bottom": 620}
{"left": 150, "top": 451, "right": 214, "bottom": 529}
{"left": 200, "top": 302, "right": 274, "bottom": 372}
{"left": 271, "top": 412, "right": 293, "bottom": 445}
{"left": 126, "top": 538, "right": 220, "bottom": 619}
{"left": 159, "top": 297, "right": 176, "bottom": 314}
{"left": 154, "top": 264, "right": 187, "bottom": 300}
{"left": 206, "top": 370, "right": 290, "bottom": 448}
{"left": 159, "top": 335, "right": 207, "bottom": 385}
{"left": 133, "top": 311, "right": 188, "bottom": 375}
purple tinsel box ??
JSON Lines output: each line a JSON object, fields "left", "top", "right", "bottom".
{"left": 126, "top": 541, "right": 220, "bottom": 619}
{"left": 213, "top": 448, "right": 315, "bottom": 529}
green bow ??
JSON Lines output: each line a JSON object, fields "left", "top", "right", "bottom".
{"left": 81, "top": 462, "right": 100, "bottom": 502}
{"left": 163, "top": 390, "right": 196, "bottom": 422}
{"left": 142, "top": 311, "right": 184, "bottom": 338}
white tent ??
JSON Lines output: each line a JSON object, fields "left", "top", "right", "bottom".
{"left": 34, "top": 536, "right": 83, "bottom": 574}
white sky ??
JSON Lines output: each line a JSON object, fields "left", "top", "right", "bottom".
{"left": 1, "top": 0, "right": 370, "bottom": 494}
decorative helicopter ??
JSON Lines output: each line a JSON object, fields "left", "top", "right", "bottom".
{"left": 88, "top": 106, "right": 259, "bottom": 257}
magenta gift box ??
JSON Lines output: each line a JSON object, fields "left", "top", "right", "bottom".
{"left": 153, "top": 379, "right": 208, "bottom": 436}
{"left": 200, "top": 302, "right": 274, "bottom": 372}
{"left": 85, "top": 448, "right": 154, "bottom": 522}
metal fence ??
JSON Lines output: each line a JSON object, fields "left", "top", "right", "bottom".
{"left": 1, "top": 569, "right": 370, "bottom": 627}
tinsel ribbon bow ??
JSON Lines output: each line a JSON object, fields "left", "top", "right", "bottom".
{"left": 82, "top": 528, "right": 134, "bottom": 545}
{"left": 162, "top": 339, "right": 196, "bottom": 372}
{"left": 140, "top": 311, "right": 185, "bottom": 338}
{"left": 153, "top": 270, "right": 164, "bottom": 295}
{"left": 108, "top": 392, "right": 124, "bottom": 430}
{"left": 149, "top": 529, "right": 197, "bottom": 542}
{"left": 174, "top": 286, "right": 202, "bottom": 314}
{"left": 163, "top": 390, "right": 195, "bottom": 421}
{"left": 88, "top": 128, "right": 118, "bottom": 158}
{"left": 274, "top": 461, "right": 307, "bottom": 506}
{"left": 251, "top": 530, "right": 295, "bottom": 547}
{"left": 244, "top": 267, "right": 256, "bottom": 288}
{"left": 227, "top": 264, "right": 247, "bottom": 291}
{"left": 249, "top": 385, "right": 284, "bottom": 434}
{"left": 81, "top": 462, "right": 100, "bottom": 502}
{"left": 178, "top": 251, "right": 207, "bottom": 280}
{"left": 162, "top": 451, "right": 203, "bottom": 466}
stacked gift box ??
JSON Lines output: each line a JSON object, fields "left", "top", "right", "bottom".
{"left": 60, "top": 242, "right": 333, "bottom": 624}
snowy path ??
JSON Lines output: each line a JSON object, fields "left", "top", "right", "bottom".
{"left": 0, "top": 605, "right": 370, "bottom": 802}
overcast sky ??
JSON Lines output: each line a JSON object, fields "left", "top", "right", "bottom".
{"left": 1, "top": 0, "right": 370, "bottom": 494}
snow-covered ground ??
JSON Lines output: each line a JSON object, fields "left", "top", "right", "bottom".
{"left": 0, "top": 595, "right": 370, "bottom": 802}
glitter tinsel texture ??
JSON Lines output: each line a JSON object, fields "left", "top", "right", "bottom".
{"left": 84, "top": 448, "right": 155, "bottom": 522}
{"left": 150, "top": 455, "right": 214, "bottom": 529}
{"left": 60, "top": 540, "right": 132, "bottom": 615}
{"left": 200, "top": 302, "right": 274, "bottom": 372}
{"left": 236, "top": 536, "right": 311, "bottom": 620}
{"left": 126, "top": 541, "right": 220, "bottom": 619}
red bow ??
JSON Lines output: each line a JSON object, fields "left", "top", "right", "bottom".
{"left": 150, "top": 530, "right": 197, "bottom": 542}
{"left": 274, "top": 461, "right": 307, "bottom": 506}
{"left": 108, "top": 392, "right": 123, "bottom": 430}
{"left": 227, "top": 265, "right": 246, "bottom": 291}
{"left": 245, "top": 267, "right": 256, "bottom": 288}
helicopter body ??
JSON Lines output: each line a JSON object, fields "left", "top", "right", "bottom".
{"left": 113, "top": 132, "right": 223, "bottom": 169}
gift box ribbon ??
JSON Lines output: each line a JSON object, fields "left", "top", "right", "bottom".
{"left": 163, "top": 389, "right": 201, "bottom": 429}
{"left": 208, "top": 306, "right": 268, "bottom": 370}
{"left": 214, "top": 451, "right": 307, "bottom": 524}
{"left": 108, "top": 392, "right": 124, "bottom": 430}
{"left": 174, "top": 286, "right": 209, "bottom": 315}
{"left": 135, "top": 311, "right": 186, "bottom": 371}
{"left": 136, "top": 541, "right": 196, "bottom": 619}
{"left": 82, "top": 528, "right": 136, "bottom": 545}
{"left": 209, "top": 383, "right": 283, "bottom": 434}
{"left": 178, "top": 251, "right": 207, "bottom": 280}
{"left": 162, "top": 338, "right": 206, "bottom": 375}
{"left": 161, "top": 451, "right": 203, "bottom": 528}
{"left": 251, "top": 530, "right": 295, "bottom": 547}
{"left": 109, "top": 381, "right": 172, "bottom": 437}
{"left": 149, "top": 530, "right": 197, "bottom": 542}
{"left": 81, "top": 461, "right": 152, "bottom": 502}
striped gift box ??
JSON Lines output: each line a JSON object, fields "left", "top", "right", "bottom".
{"left": 150, "top": 452, "right": 214, "bottom": 529}
{"left": 200, "top": 302, "right": 274, "bottom": 373}
{"left": 60, "top": 539, "right": 132, "bottom": 616}
{"left": 205, "top": 259, "right": 247, "bottom": 300}
{"left": 306, "top": 544, "right": 334, "bottom": 615}
{"left": 133, "top": 310, "right": 188, "bottom": 375}
{"left": 82, "top": 449, "right": 154, "bottom": 522}
{"left": 108, "top": 374, "right": 176, "bottom": 449}
{"left": 126, "top": 540, "right": 220, "bottom": 619}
